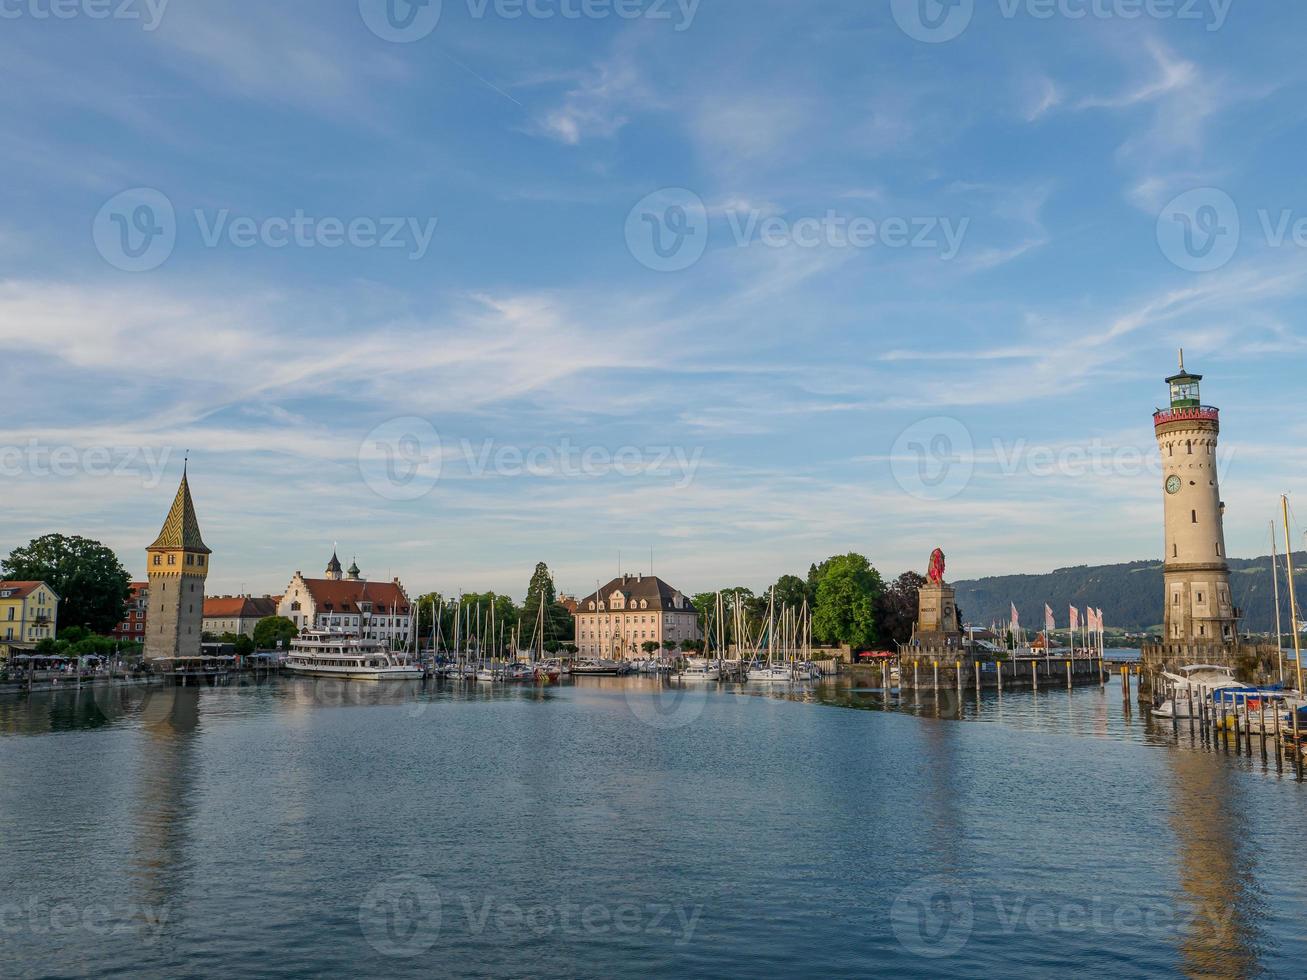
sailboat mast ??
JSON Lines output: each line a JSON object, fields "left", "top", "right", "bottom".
{"left": 1272, "top": 520, "right": 1286, "bottom": 683}
{"left": 1281, "top": 496, "right": 1303, "bottom": 694}
{"left": 768, "top": 587, "right": 775, "bottom": 667}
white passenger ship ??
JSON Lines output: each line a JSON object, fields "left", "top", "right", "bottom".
{"left": 285, "top": 629, "right": 423, "bottom": 681}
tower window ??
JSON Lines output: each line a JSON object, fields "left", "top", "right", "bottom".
{"left": 1173, "top": 544, "right": 1178, "bottom": 557}
{"left": 1186, "top": 440, "right": 1192, "bottom": 454}
{"left": 1197, "top": 593, "right": 1204, "bottom": 603}
{"left": 1191, "top": 510, "right": 1197, "bottom": 523}
{"left": 168, "top": 554, "right": 176, "bottom": 566}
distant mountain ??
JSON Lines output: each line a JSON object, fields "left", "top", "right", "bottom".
{"left": 952, "top": 554, "right": 1307, "bottom": 634}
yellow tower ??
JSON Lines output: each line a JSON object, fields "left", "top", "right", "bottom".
{"left": 144, "top": 466, "right": 211, "bottom": 661}
{"left": 1154, "top": 352, "right": 1237, "bottom": 644}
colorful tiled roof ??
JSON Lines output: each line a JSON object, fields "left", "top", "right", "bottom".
{"left": 149, "top": 472, "right": 210, "bottom": 554}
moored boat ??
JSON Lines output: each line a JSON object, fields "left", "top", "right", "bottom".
{"left": 285, "top": 630, "right": 423, "bottom": 681}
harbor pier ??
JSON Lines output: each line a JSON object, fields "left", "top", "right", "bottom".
{"left": 894, "top": 648, "right": 1105, "bottom": 692}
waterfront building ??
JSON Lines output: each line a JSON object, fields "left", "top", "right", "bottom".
{"left": 276, "top": 553, "right": 412, "bottom": 647}
{"left": 109, "top": 582, "right": 148, "bottom": 645}
{"left": 572, "top": 574, "right": 700, "bottom": 660}
{"left": 0, "top": 581, "right": 60, "bottom": 658}
{"left": 144, "top": 468, "right": 211, "bottom": 662}
{"left": 203, "top": 595, "right": 278, "bottom": 638}
{"left": 1154, "top": 352, "right": 1237, "bottom": 643}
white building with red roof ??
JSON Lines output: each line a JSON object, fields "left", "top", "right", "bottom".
{"left": 276, "top": 552, "right": 412, "bottom": 648}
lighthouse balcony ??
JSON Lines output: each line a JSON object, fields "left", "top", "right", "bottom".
{"left": 1154, "top": 405, "right": 1219, "bottom": 429}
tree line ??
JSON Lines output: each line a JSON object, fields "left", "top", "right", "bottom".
{"left": 690, "top": 553, "right": 929, "bottom": 651}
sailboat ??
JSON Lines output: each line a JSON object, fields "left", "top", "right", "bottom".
{"left": 748, "top": 587, "right": 794, "bottom": 681}
{"left": 678, "top": 591, "right": 726, "bottom": 681}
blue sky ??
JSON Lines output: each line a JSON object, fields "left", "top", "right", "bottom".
{"left": 2, "top": 0, "right": 1306, "bottom": 600}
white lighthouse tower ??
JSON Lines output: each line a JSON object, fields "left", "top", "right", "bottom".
{"left": 1154, "top": 351, "right": 1237, "bottom": 645}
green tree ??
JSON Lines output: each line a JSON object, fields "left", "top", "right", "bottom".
{"left": 253, "top": 616, "right": 299, "bottom": 651}
{"left": 642, "top": 640, "right": 660, "bottom": 655}
{"left": 876, "top": 571, "right": 927, "bottom": 646}
{"left": 520, "top": 562, "right": 574, "bottom": 646}
{"left": 771, "top": 574, "right": 812, "bottom": 612}
{"left": 812, "top": 553, "right": 885, "bottom": 649}
{"left": 2, "top": 534, "right": 131, "bottom": 634}
{"left": 233, "top": 634, "right": 255, "bottom": 657}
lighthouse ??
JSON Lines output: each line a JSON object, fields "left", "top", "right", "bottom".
{"left": 1154, "top": 352, "right": 1237, "bottom": 644}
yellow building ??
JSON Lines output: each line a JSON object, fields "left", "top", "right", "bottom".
{"left": 0, "top": 581, "right": 61, "bottom": 658}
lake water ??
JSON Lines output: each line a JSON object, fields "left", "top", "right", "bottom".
{"left": 1, "top": 675, "right": 1304, "bottom": 979}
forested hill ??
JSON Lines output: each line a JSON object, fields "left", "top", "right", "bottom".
{"left": 952, "top": 554, "right": 1307, "bottom": 634}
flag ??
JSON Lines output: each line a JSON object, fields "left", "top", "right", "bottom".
{"left": 1010, "top": 603, "right": 1020, "bottom": 632}
{"left": 1097, "top": 608, "right": 1105, "bottom": 633}
{"left": 1045, "top": 603, "right": 1055, "bottom": 632}
{"left": 1070, "top": 606, "right": 1079, "bottom": 631}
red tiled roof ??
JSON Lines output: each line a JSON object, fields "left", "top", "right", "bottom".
{"left": 0, "top": 581, "right": 54, "bottom": 600}
{"left": 203, "top": 596, "right": 278, "bottom": 619}
{"left": 300, "top": 579, "right": 410, "bottom": 616}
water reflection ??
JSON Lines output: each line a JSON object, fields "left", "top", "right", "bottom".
{"left": 1166, "top": 752, "right": 1266, "bottom": 978}
{"left": 132, "top": 686, "right": 201, "bottom": 920}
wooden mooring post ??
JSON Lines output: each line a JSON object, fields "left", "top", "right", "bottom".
{"left": 1065, "top": 659, "right": 1072, "bottom": 690}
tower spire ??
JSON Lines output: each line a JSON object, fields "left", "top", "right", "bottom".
{"left": 1178, "top": 348, "right": 1185, "bottom": 372}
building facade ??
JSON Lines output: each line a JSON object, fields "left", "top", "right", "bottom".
{"left": 1154, "top": 354, "right": 1237, "bottom": 644}
{"left": 203, "top": 595, "right": 278, "bottom": 638}
{"left": 0, "top": 581, "right": 60, "bottom": 653}
{"left": 144, "top": 469, "right": 211, "bottom": 661}
{"left": 109, "top": 582, "right": 149, "bottom": 645}
{"left": 572, "top": 574, "right": 700, "bottom": 660}
{"left": 276, "top": 553, "right": 412, "bottom": 646}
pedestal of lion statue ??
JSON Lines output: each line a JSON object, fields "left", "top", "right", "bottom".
{"left": 916, "top": 581, "right": 961, "bottom": 643}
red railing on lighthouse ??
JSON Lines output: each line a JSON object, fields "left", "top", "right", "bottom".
{"left": 1153, "top": 406, "right": 1220, "bottom": 428}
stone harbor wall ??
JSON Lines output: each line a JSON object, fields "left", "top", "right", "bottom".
{"left": 1139, "top": 642, "right": 1285, "bottom": 694}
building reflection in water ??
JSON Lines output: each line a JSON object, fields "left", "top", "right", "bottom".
{"left": 1166, "top": 750, "right": 1265, "bottom": 978}
{"left": 131, "top": 685, "right": 201, "bottom": 923}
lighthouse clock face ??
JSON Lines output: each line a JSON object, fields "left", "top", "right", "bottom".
{"left": 1166, "top": 475, "right": 1182, "bottom": 495}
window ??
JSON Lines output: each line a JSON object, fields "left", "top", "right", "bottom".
{"left": 1191, "top": 510, "right": 1197, "bottom": 523}
{"left": 1197, "top": 593, "right": 1204, "bottom": 603}
{"left": 1172, "top": 544, "right": 1178, "bottom": 557}
{"left": 153, "top": 555, "right": 161, "bottom": 566}
{"left": 168, "top": 554, "right": 176, "bottom": 565}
